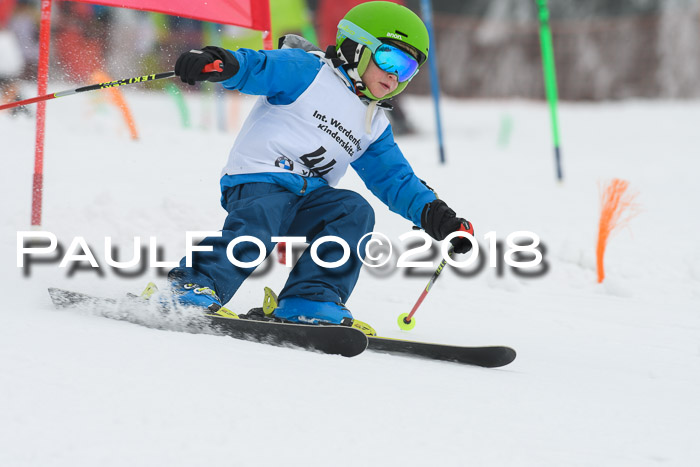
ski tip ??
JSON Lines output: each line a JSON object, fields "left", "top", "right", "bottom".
{"left": 485, "top": 346, "right": 517, "bottom": 368}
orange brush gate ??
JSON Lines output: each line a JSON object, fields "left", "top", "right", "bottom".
{"left": 596, "top": 179, "right": 639, "bottom": 283}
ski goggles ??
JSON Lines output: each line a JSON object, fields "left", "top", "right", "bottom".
{"left": 337, "top": 19, "right": 420, "bottom": 82}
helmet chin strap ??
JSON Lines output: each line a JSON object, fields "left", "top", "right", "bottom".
{"left": 338, "top": 41, "right": 367, "bottom": 91}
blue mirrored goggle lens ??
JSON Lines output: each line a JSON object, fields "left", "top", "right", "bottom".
{"left": 372, "top": 44, "right": 419, "bottom": 82}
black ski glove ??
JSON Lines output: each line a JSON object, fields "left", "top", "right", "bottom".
{"left": 175, "top": 46, "right": 239, "bottom": 85}
{"left": 421, "top": 199, "right": 475, "bottom": 254}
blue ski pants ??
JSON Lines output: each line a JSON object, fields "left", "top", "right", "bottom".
{"left": 169, "top": 182, "right": 375, "bottom": 305}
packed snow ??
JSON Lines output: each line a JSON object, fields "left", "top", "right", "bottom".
{"left": 1, "top": 83, "right": 699, "bottom": 466}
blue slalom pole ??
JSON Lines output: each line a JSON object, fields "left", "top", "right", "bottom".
{"left": 420, "top": 0, "right": 446, "bottom": 164}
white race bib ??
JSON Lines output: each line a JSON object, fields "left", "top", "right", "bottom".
{"left": 221, "top": 63, "right": 389, "bottom": 186}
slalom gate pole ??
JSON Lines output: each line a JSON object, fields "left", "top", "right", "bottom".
{"left": 420, "top": 0, "right": 447, "bottom": 164}
{"left": 31, "top": 0, "right": 54, "bottom": 227}
{"left": 397, "top": 246, "right": 454, "bottom": 331}
{"left": 536, "top": 0, "right": 564, "bottom": 181}
{"left": 0, "top": 61, "right": 222, "bottom": 112}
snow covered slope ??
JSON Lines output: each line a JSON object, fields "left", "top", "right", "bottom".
{"left": 1, "top": 86, "right": 699, "bottom": 466}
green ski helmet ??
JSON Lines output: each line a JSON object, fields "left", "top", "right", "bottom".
{"left": 335, "top": 1, "right": 429, "bottom": 100}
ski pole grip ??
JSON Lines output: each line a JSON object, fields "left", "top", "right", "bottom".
{"left": 458, "top": 220, "right": 474, "bottom": 236}
{"left": 203, "top": 60, "right": 223, "bottom": 73}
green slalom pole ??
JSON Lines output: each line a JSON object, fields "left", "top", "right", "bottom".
{"left": 536, "top": 0, "right": 563, "bottom": 181}
{"left": 165, "top": 82, "right": 191, "bottom": 128}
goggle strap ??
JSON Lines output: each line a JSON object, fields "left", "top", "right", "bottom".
{"left": 337, "top": 19, "right": 382, "bottom": 52}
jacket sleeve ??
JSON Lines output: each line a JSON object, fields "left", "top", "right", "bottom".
{"left": 220, "top": 48, "right": 322, "bottom": 105}
{"left": 351, "top": 125, "right": 437, "bottom": 227}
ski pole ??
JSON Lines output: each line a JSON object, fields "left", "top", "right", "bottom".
{"left": 398, "top": 246, "right": 454, "bottom": 331}
{"left": 0, "top": 61, "right": 223, "bottom": 112}
{"left": 397, "top": 221, "right": 474, "bottom": 330}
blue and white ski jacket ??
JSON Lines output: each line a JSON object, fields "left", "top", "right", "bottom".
{"left": 218, "top": 47, "right": 436, "bottom": 227}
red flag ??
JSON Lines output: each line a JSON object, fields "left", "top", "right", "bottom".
{"left": 29, "top": 0, "right": 272, "bottom": 227}
{"left": 69, "top": 0, "right": 271, "bottom": 31}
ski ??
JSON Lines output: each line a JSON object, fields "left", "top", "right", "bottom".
{"left": 47, "top": 288, "right": 516, "bottom": 366}
{"left": 47, "top": 288, "right": 368, "bottom": 358}
{"left": 205, "top": 315, "right": 368, "bottom": 358}
{"left": 367, "top": 336, "right": 516, "bottom": 368}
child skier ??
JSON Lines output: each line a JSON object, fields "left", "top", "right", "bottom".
{"left": 167, "top": 1, "right": 473, "bottom": 329}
